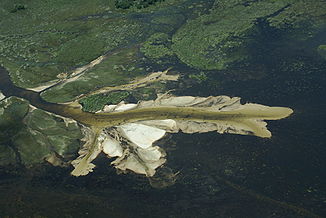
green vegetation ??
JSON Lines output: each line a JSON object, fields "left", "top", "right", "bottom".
{"left": 170, "top": 0, "right": 326, "bottom": 71}
{"left": 0, "top": 0, "right": 215, "bottom": 90}
{"left": 171, "top": 0, "right": 290, "bottom": 70}
{"left": 0, "top": 97, "right": 82, "bottom": 166}
{"left": 10, "top": 4, "right": 26, "bottom": 13}
{"left": 115, "top": 0, "right": 165, "bottom": 9}
{"left": 317, "top": 45, "right": 326, "bottom": 60}
{"left": 79, "top": 81, "right": 168, "bottom": 113}
{"left": 41, "top": 47, "right": 149, "bottom": 103}
{"left": 0, "top": 145, "right": 16, "bottom": 166}
{"left": 267, "top": 0, "right": 326, "bottom": 40}
{"left": 189, "top": 71, "right": 208, "bottom": 83}
{"left": 0, "top": 0, "right": 148, "bottom": 89}
{"left": 140, "top": 33, "right": 174, "bottom": 60}
{"left": 1, "top": 0, "right": 325, "bottom": 90}
{"left": 131, "top": 87, "right": 158, "bottom": 101}
{"left": 0, "top": 97, "right": 30, "bottom": 144}
{"left": 79, "top": 91, "right": 130, "bottom": 113}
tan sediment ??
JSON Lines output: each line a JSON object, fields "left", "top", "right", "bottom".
{"left": 62, "top": 103, "right": 293, "bottom": 138}
{"left": 26, "top": 54, "right": 107, "bottom": 93}
{"left": 70, "top": 126, "right": 102, "bottom": 176}
{"left": 75, "top": 68, "right": 179, "bottom": 101}
{"left": 71, "top": 55, "right": 106, "bottom": 77}
{"left": 57, "top": 55, "right": 107, "bottom": 88}
{"left": 0, "top": 91, "right": 5, "bottom": 101}
{"left": 26, "top": 80, "right": 59, "bottom": 92}
{"left": 67, "top": 99, "right": 293, "bottom": 176}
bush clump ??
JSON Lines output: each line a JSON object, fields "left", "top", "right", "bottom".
{"left": 10, "top": 4, "right": 26, "bottom": 13}
{"left": 79, "top": 91, "right": 130, "bottom": 112}
{"left": 115, "top": 0, "right": 165, "bottom": 9}
{"left": 140, "top": 33, "right": 174, "bottom": 60}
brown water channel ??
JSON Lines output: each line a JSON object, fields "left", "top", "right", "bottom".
{"left": 0, "top": 66, "right": 292, "bottom": 134}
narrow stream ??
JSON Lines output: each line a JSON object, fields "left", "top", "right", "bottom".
{"left": 0, "top": 66, "right": 65, "bottom": 114}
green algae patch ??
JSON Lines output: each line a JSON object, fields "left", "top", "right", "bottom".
{"left": 41, "top": 46, "right": 149, "bottom": 103}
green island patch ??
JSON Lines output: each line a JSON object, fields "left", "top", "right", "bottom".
{"left": 79, "top": 91, "right": 131, "bottom": 113}
{"left": 140, "top": 33, "right": 175, "bottom": 61}
{"left": 0, "top": 97, "right": 82, "bottom": 166}
{"left": 41, "top": 46, "right": 150, "bottom": 103}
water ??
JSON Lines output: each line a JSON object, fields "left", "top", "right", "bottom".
{"left": 1, "top": 14, "right": 326, "bottom": 218}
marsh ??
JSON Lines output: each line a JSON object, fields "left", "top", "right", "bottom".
{"left": 0, "top": 0, "right": 326, "bottom": 217}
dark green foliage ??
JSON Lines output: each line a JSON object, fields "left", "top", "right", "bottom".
{"left": 0, "top": 97, "right": 82, "bottom": 166}
{"left": 132, "top": 87, "right": 157, "bottom": 101}
{"left": 189, "top": 71, "right": 208, "bottom": 83}
{"left": 0, "top": 98, "right": 30, "bottom": 144}
{"left": 317, "top": 45, "right": 326, "bottom": 60}
{"left": 171, "top": 0, "right": 290, "bottom": 70}
{"left": 10, "top": 4, "right": 26, "bottom": 13}
{"left": 140, "top": 33, "right": 174, "bottom": 60}
{"left": 115, "top": 0, "right": 165, "bottom": 9}
{"left": 115, "top": 0, "right": 133, "bottom": 9}
{"left": 79, "top": 91, "right": 130, "bottom": 112}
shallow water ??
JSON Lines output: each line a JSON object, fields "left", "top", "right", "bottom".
{"left": 1, "top": 6, "right": 326, "bottom": 218}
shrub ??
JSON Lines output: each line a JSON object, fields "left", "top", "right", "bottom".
{"left": 79, "top": 91, "right": 130, "bottom": 112}
{"left": 115, "top": 0, "right": 165, "bottom": 10}
{"left": 10, "top": 4, "right": 27, "bottom": 13}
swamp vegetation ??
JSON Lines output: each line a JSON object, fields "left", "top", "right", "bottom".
{"left": 0, "top": 0, "right": 326, "bottom": 217}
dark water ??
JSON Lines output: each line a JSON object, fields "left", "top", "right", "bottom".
{"left": 0, "top": 66, "right": 65, "bottom": 115}
{"left": 0, "top": 29, "right": 326, "bottom": 218}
